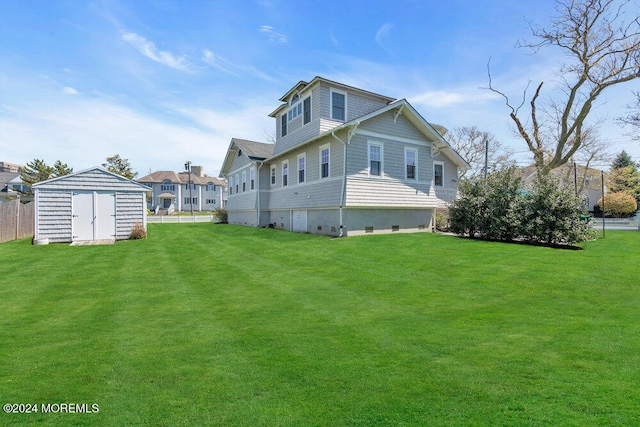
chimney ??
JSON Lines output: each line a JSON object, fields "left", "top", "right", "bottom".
{"left": 191, "top": 166, "right": 203, "bottom": 177}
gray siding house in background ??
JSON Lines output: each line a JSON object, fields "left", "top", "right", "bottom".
{"left": 220, "top": 76, "right": 469, "bottom": 236}
{"left": 137, "top": 166, "right": 227, "bottom": 214}
{"left": 33, "top": 167, "right": 148, "bottom": 243}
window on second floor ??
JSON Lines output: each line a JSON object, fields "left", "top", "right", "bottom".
{"left": 331, "top": 90, "right": 346, "bottom": 121}
{"left": 405, "top": 148, "right": 417, "bottom": 180}
{"left": 207, "top": 182, "right": 215, "bottom": 191}
{"left": 281, "top": 114, "right": 287, "bottom": 137}
{"left": 282, "top": 161, "right": 289, "bottom": 187}
{"left": 434, "top": 162, "right": 444, "bottom": 187}
{"left": 369, "top": 143, "right": 383, "bottom": 176}
{"left": 303, "top": 96, "right": 311, "bottom": 125}
{"left": 270, "top": 165, "right": 276, "bottom": 185}
{"left": 161, "top": 179, "right": 175, "bottom": 192}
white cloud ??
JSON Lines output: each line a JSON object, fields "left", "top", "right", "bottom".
{"left": 201, "top": 49, "right": 236, "bottom": 75}
{"left": 375, "top": 23, "right": 393, "bottom": 52}
{"left": 410, "top": 90, "right": 500, "bottom": 108}
{"left": 62, "top": 86, "right": 78, "bottom": 95}
{"left": 122, "top": 32, "right": 189, "bottom": 71}
{"left": 258, "top": 26, "right": 288, "bottom": 42}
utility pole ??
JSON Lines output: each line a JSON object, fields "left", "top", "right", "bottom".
{"left": 483, "top": 138, "right": 488, "bottom": 185}
{"left": 185, "top": 161, "right": 194, "bottom": 217}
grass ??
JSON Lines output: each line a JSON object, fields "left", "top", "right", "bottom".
{"left": 1, "top": 225, "right": 639, "bottom": 426}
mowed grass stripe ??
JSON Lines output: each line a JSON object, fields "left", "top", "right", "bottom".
{"left": 0, "top": 225, "right": 639, "bottom": 425}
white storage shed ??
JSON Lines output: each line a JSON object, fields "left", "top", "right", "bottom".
{"left": 33, "top": 167, "right": 149, "bottom": 243}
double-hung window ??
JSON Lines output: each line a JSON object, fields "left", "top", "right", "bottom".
{"left": 235, "top": 174, "right": 239, "bottom": 194}
{"left": 298, "top": 154, "right": 305, "bottom": 183}
{"left": 207, "top": 182, "right": 215, "bottom": 191}
{"left": 282, "top": 161, "right": 289, "bottom": 187}
{"left": 229, "top": 176, "right": 233, "bottom": 195}
{"left": 331, "top": 90, "right": 346, "bottom": 121}
{"left": 303, "top": 96, "right": 311, "bottom": 125}
{"left": 250, "top": 168, "right": 255, "bottom": 190}
{"left": 434, "top": 162, "right": 444, "bottom": 187}
{"left": 405, "top": 148, "right": 417, "bottom": 180}
{"left": 320, "top": 144, "right": 330, "bottom": 179}
{"left": 270, "top": 165, "right": 276, "bottom": 185}
{"left": 369, "top": 143, "right": 382, "bottom": 176}
{"left": 242, "top": 171, "right": 247, "bottom": 192}
{"left": 281, "top": 114, "right": 287, "bottom": 137}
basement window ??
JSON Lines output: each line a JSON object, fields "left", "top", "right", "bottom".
{"left": 365, "top": 226, "right": 374, "bottom": 233}
{"left": 392, "top": 225, "right": 400, "bottom": 232}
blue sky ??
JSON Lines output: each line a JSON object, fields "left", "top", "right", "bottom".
{"left": 1, "top": 0, "right": 637, "bottom": 176}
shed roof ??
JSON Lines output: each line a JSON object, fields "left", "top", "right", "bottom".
{"left": 33, "top": 166, "right": 150, "bottom": 192}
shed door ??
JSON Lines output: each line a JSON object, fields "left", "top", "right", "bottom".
{"left": 292, "top": 210, "right": 307, "bottom": 233}
{"left": 72, "top": 191, "right": 116, "bottom": 241}
{"left": 96, "top": 193, "right": 116, "bottom": 240}
{"left": 72, "top": 192, "right": 94, "bottom": 241}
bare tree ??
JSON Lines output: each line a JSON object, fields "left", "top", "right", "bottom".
{"left": 488, "top": 0, "right": 640, "bottom": 174}
{"left": 445, "top": 126, "right": 514, "bottom": 178}
{"left": 619, "top": 91, "right": 640, "bottom": 140}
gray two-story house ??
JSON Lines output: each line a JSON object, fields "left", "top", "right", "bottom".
{"left": 138, "top": 166, "right": 227, "bottom": 214}
{"left": 220, "top": 76, "right": 468, "bottom": 236}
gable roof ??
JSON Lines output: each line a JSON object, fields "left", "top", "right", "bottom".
{"left": 219, "top": 138, "right": 275, "bottom": 177}
{"left": 32, "top": 166, "right": 150, "bottom": 192}
{"left": 267, "top": 98, "right": 470, "bottom": 169}
{"left": 137, "top": 171, "right": 226, "bottom": 186}
{"left": 269, "top": 76, "right": 396, "bottom": 118}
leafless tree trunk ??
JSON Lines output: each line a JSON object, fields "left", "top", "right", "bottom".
{"left": 487, "top": 0, "right": 640, "bottom": 174}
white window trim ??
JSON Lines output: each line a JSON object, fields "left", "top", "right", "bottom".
{"left": 229, "top": 176, "right": 234, "bottom": 195}
{"left": 330, "top": 88, "right": 347, "bottom": 122}
{"left": 433, "top": 161, "right": 445, "bottom": 187}
{"left": 270, "top": 165, "right": 276, "bottom": 186}
{"left": 405, "top": 147, "right": 418, "bottom": 181}
{"left": 282, "top": 160, "right": 289, "bottom": 187}
{"left": 319, "top": 143, "right": 331, "bottom": 179}
{"left": 235, "top": 174, "right": 239, "bottom": 194}
{"left": 302, "top": 95, "right": 312, "bottom": 126}
{"left": 250, "top": 168, "right": 255, "bottom": 191}
{"left": 297, "top": 152, "right": 306, "bottom": 184}
{"left": 242, "top": 171, "right": 247, "bottom": 192}
{"left": 367, "top": 141, "right": 384, "bottom": 177}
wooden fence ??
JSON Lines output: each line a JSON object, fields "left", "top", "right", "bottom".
{"left": 0, "top": 200, "right": 34, "bottom": 243}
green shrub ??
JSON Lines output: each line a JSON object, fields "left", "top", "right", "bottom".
{"left": 597, "top": 192, "right": 638, "bottom": 218}
{"left": 215, "top": 207, "right": 228, "bottom": 223}
{"left": 449, "top": 168, "right": 594, "bottom": 245}
{"left": 435, "top": 209, "right": 449, "bottom": 231}
{"left": 129, "top": 222, "right": 147, "bottom": 240}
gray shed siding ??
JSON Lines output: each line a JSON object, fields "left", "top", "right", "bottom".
{"left": 35, "top": 190, "right": 73, "bottom": 243}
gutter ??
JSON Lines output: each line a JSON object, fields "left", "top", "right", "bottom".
{"left": 331, "top": 126, "right": 356, "bottom": 237}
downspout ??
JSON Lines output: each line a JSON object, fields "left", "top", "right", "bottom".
{"left": 332, "top": 130, "right": 349, "bottom": 237}
{"left": 256, "top": 161, "right": 263, "bottom": 227}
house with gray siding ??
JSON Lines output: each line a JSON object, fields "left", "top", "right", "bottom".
{"left": 137, "top": 166, "right": 227, "bottom": 214}
{"left": 33, "top": 167, "right": 148, "bottom": 243}
{"left": 220, "top": 76, "right": 469, "bottom": 236}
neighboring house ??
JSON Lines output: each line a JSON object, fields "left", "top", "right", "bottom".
{"left": 137, "top": 166, "right": 227, "bottom": 214}
{"left": 522, "top": 163, "right": 607, "bottom": 211}
{"left": 220, "top": 76, "right": 469, "bottom": 236}
{"left": 0, "top": 172, "right": 27, "bottom": 201}
{"left": 33, "top": 167, "right": 148, "bottom": 243}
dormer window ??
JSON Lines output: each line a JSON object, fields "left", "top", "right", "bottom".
{"left": 331, "top": 90, "right": 346, "bottom": 121}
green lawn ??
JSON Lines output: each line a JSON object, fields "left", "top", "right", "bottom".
{"left": 1, "top": 225, "right": 639, "bottom": 426}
